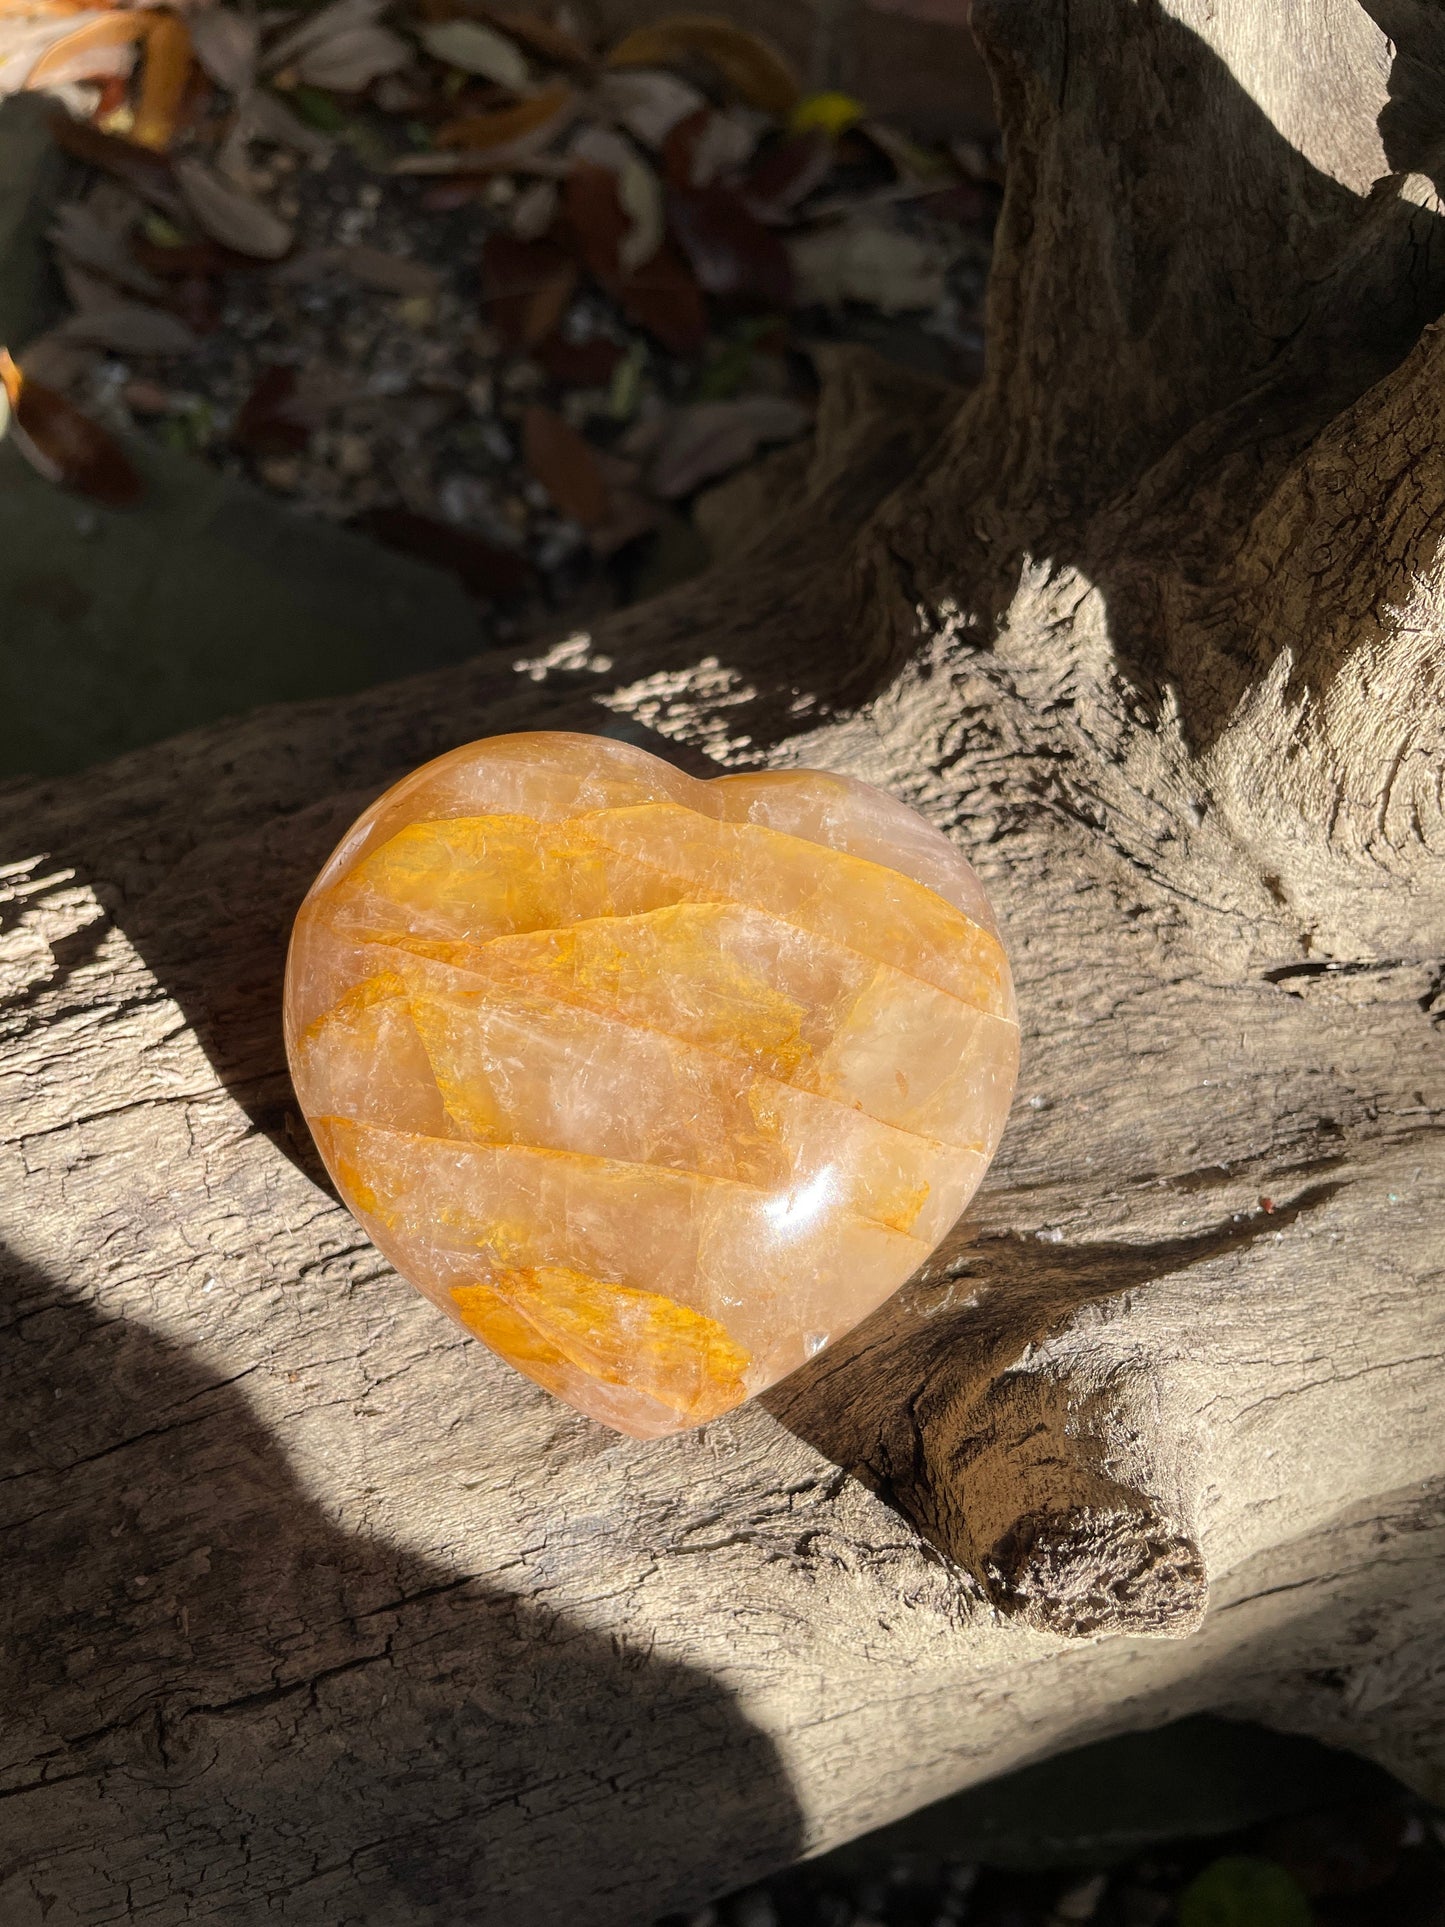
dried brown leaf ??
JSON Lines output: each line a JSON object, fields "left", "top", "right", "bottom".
{"left": 510, "top": 175, "right": 557, "bottom": 239}
{"left": 588, "top": 482, "right": 658, "bottom": 555}
{"left": 314, "top": 244, "right": 444, "bottom": 296}
{"left": 667, "top": 181, "right": 793, "bottom": 307}
{"left": 232, "top": 363, "right": 311, "bottom": 456}
{"left": 481, "top": 230, "right": 578, "bottom": 347}
{"left": 569, "top": 126, "right": 662, "bottom": 272}
{"left": 48, "top": 112, "right": 179, "bottom": 207}
{"left": 176, "top": 154, "right": 293, "bottom": 258}
{"left": 858, "top": 116, "right": 945, "bottom": 184}
{"left": 49, "top": 202, "right": 165, "bottom": 297}
{"left": 615, "top": 241, "right": 705, "bottom": 354}
{"left": 357, "top": 504, "right": 533, "bottom": 598}
{"left": 218, "top": 85, "right": 335, "bottom": 180}
{"left": 561, "top": 158, "right": 624, "bottom": 282}
{"left": 521, "top": 401, "right": 609, "bottom": 525}
{"left": 605, "top": 13, "right": 799, "bottom": 115}
{"left": 189, "top": 6, "right": 257, "bottom": 92}
{"left": 685, "top": 106, "right": 763, "bottom": 186}
{"left": 436, "top": 76, "right": 572, "bottom": 150}
{"left": 474, "top": 6, "right": 591, "bottom": 72}
{"left": 263, "top": 0, "right": 383, "bottom": 72}
{"left": 56, "top": 299, "right": 199, "bottom": 354}
{"left": 644, "top": 394, "right": 808, "bottom": 496}
{"left": 130, "top": 231, "right": 234, "bottom": 278}
{"left": 295, "top": 22, "right": 410, "bottom": 89}
{"left": 742, "top": 129, "right": 831, "bottom": 221}
{"left": 122, "top": 375, "right": 173, "bottom": 415}
{"left": 417, "top": 16, "right": 527, "bottom": 87}
{"left": 15, "top": 331, "right": 97, "bottom": 391}
{"left": 58, "top": 256, "right": 124, "bottom": 314}
{"left": 0, "top": 344, "right": 143, "bottom": 506}
{"left": 594, "top": 67, "right": 703, "bottom": 148}
{"left": 534, "top": 331, "right": 621, "bottom": 385}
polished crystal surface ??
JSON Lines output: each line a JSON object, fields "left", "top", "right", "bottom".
{"left": 284, "top": 732, "right": 1019, "bottom": 1436}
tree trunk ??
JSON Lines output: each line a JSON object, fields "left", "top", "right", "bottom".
{"left": 3, "top": 2, "right": 1445, "bottom": 1922}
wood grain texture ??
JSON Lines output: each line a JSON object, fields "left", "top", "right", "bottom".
{"left": 3, "top": 1, "right": 1444, "bottom": 1920}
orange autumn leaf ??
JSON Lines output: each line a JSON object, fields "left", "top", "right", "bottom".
{"left": 25, "top": 11, "right": 143, "bottom": 87}
{"left": 410, "top": 0, "right": 593, "bottom": 69}
{"left": 0, "top": 347, "right": 143, "bottom": 508}
{"left": 0, "top": 0, "right": 97, "bottom": 16}
{"left": 132, "top": 9, "right": 192, "bottom": 151}
{"left": 476, "top": 5, "right": 592, "bottom": 72}
{"left": 27, "top": 9, "right": 191, "bottom": 146}
{"left": 521, "top": 403, "right": 610, "bottom": 527}
{"left": 605, "top": 13, "right": 799, "bottom": 115}
{"left": 436, "top": 78, "right": 572, "bottom": 151}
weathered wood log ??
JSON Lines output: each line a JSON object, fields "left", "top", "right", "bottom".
{"left": 3, "top": 1, "right": 1444, "bottom": 1921}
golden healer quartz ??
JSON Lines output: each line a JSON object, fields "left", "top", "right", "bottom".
{"left": 283, "top": 732, "right": 1020, "bottom": 1437}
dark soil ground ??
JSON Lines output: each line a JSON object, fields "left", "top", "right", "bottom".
{"left": 661, "top": 1720, "right": 1445, "bottom": 1927}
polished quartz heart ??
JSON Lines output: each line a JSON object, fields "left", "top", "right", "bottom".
{"left": 284, "top": 731, "right": 1019, "bottom": 1437}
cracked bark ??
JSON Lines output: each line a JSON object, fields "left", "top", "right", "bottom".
{"left": 2, "top": 1, "right": 1445, "bottom": 1921}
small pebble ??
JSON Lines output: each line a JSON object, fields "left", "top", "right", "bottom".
{"left": 123, "top": 379, "right": 172, "bottom": 416}
{"left": 501, "top": 360, "right": 544, "bottom": 397}
{"left": 259, "top": 457, "right": 302, "bottom": 492}
{"left": 1054, "top": 1871, "right": 1108, "bottom": 1920}
{"left": 512, "top": 178, "right": 558, "bottom": 240}
{"left": 333, "top": 433, "right": 373, "bottom": 479}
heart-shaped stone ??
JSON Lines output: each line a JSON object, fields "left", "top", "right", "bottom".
{"left": 285, "top": 731, "right": 1018, "bottom": 1436}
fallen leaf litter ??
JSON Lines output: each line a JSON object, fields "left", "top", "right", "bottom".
{"left": 1, "top": 0, "right": 998, "bottom": 623}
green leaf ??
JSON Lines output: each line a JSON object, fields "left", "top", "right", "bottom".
{"left": 694, "top": 316, "right": 783, "bottom": 401}
{"left": 156, "top": 400, "right": 215, "bottom": 457}
{"left": 141, "top": 209, "right": 186, "bottom": 249}
{"left": 1178, "top": 1857, "right": 1313, "bottom": 1927}
{"left": 607, "top": 339, "right": 648, "bottom": 421}
{"left": 287, "top": 85, "right": 349, "bottom": 134}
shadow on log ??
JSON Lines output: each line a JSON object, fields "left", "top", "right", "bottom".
{"left": 0, "top": 1240, "right": 804, "bottom": 1918}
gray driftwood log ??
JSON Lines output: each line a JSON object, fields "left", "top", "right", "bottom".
{"left": 4, "top": 1, "right": 1445, "bottom": 1920}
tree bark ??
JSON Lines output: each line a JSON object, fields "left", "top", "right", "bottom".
{"left": 3, "top": 2, "right": 1445, "bottom": 1922}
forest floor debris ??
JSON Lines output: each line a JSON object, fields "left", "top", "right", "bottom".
{"left": 675, "top": 1792, "right": 1445, "bottom": 1927}
{"left": 0, "top": 0, "right": 998, "bottom": 633}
